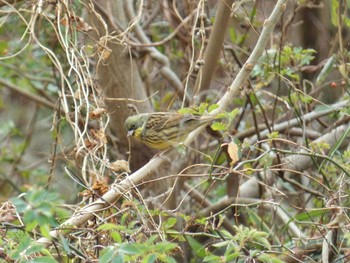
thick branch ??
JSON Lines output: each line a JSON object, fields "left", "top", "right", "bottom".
{"left": 194, "top": 0, "right": 235, "bottom": 92}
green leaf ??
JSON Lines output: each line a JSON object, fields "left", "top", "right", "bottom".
{"left": 10, "top": 235, "right": 31, "bottom": 259}
{"left": 203, "top": 255, "right": 222, "bottom": 262}
{"left": 258, "top": 253, "right": 284, "bottom": 263}
{"left": 111, "top": 254, "right": 124, "bottom": 263}
{"left": 293, "top": 209, "right": 325, "bottom": 222}
{"left": 289, "top": 92, "right": 299, "bottom": 105}
{"left": 118, "top": 243, "right": 145, "bottom": 255}
{"left": 228, "top": 108, "right": 239, "bottom": 121}
{"left": 316, "top": 55, "right": 336, "bottom": 86}
{"left": 27, "top": 256, "right": 58, "bottom": 263}
{"left": 164, "top": 217, "right": 177, "bottom": 229}
{"left": 210, "top": 122, "right": 226, "bottom": 131}
{"left": 23, "top": 243, "right": 45, "bottom": 256}
{"left": 99, "top": 246, "right": 117, "bottom": 262}
{"left": 24, "top": 212, "right": 38, "bottom": 231}
{"left": 120, "top": 212, "right": 130, "bottom": 226}
{"left": 153, "top": 242, "right": 177, "bottom": 253}
{"left": 198, "top": 102, "right": 209, "bottom": 114}
{"left": 142, "top": 253, "right": 157, "bottom": 263}
{"left": 59, "top": 235, "right": 71, "bottom": 255}
{"left": 254, "top": 236, "right": 271, "bottom": 250}
{"left": 40, "top": 224, "right": 51, "bottom": 239}
{"left": 97, "top": 223, "right": 126, "bottom": 231}
{"left": 212, "top": 240, "right": 231, "bottom": 248}
{"left": 10, "top": 197, "right": 28, "bottom": 213}
{"left": 225, "top": 251, "right": 240, "bottom": 261}
{"left": 186, "top": 236, "right": 206, "bottom": 258}
{"left": 163, "top": 257, "right": 177, "bottom": 263}
{"left": 208, "top": 104, "right": 219, "bottom": 112}
{"left": 110, "top": 232, "right": 122, "bottom": 243}
{"left": 178, "top": 107, "right": 198, "bottom": 115}
{"left": 0, "top": 41, "right": 8, "bottom": 54}
{"left": 229, "top": 27, "right": 237, "bottom": 43}
{"left": 267, "top": 131, "right": 279, "bottom": 139}
{"left": 331, "top": 0, "right": 339, "bottom": 26}
{"left": 299, "top": 93, "right": 313, "bottom": 103}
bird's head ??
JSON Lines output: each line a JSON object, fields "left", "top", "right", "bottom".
{"left": 125, "top": 114, "right": 148, "bottom": 137}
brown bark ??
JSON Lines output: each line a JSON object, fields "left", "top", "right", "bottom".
{"left": 90, "top": 0, "right": 154, "bottom": 170}
{"left": 89, "top": 1, "right": 178, "bottom": 211}
{"left": 194, "top": 0, "right": 235, "bottom": 93}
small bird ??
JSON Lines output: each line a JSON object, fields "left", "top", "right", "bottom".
{"left": 125, "top": 112, "right": 217, "bottom": 149}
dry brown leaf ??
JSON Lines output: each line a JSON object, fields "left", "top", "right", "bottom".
{"left": 89, "top": 108, "right": 107, "bottom": 119}
{"left": 92, "top": 180, "right": 109, "bottom": 196}
{"left": 109, "top": 160, "right": 131, "bottom": 173}
{"left": 60, "top": 16, "right": 69, "bottom": 26}
{"left": 75, "top": 16, "right": 93, "bottom": 32}
{"left": 60, "top": 15, "right": 93, "bottom": 32}
{"left": 100, "top": 48, "right": 111, "bottom": 60}
{"left": 227, "top": 141, "right": 239, "bottom": 164}
{"left": 84, "top": 138, "right": 97, "bottom": 149}
{"left": 79, "top": 189, "right": 93, "bottom": 197}
{"left": 90, "top": 129, "right": 107, "bottom": 145}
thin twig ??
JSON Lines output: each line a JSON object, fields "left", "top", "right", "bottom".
{"left": 0, "top": 78, "right": 57, "bottom": 110}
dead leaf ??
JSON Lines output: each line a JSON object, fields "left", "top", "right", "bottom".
{"left": 92, "top": 180, "right": 109, "bottom": 196}
{"left": 90, "top": 128, "right": 107, "bottom": 145}
{"left": 227, "top": 141, "right": 239, "bottom": 165}
{"left": 60, "top": 16, "right": 69, "bottom": 26}
{"left": 100, "top": 48, "right": 111, "bottom": 60}
{"left": 109, "top": 160, "right": 131, "bottom": 173}
{"left": 89, "top": 108, "right": 107, "bottom": 119}
{"left": 84, "top": 137, "right": 97, "bottom": 149}
{"left": 79, "top": 189, "right": 93, "bottom": 197}
{"left": 75, "top": 16, "right": 93, "bottom": 32}
{"left": 60, "top": 15, "right": 93, "bottom": 32}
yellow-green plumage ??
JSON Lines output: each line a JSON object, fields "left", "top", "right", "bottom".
{"left": 125, "top": 112, "right": 216, "bottom": 149}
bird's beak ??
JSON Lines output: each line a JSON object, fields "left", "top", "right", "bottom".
{"left": 127, "top": 130, "right": 134, "bottom": 137}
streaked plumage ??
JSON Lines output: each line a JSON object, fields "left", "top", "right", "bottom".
{"left": 125, "top": 112, "right": 216, "bottom": 149}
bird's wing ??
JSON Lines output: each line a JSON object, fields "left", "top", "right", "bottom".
{"left": 145, "top": 113, "right": 178, "bottom": 132}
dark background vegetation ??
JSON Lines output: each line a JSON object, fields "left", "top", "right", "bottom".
{"left": 0, "top": 0, "right": 350, "bottom": 262}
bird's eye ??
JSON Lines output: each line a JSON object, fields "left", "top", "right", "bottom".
{"left": 130, "top": 124, "right": 136, "bottom": 130}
